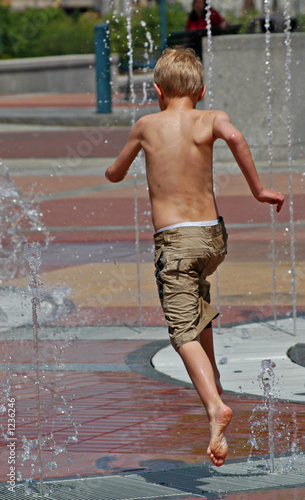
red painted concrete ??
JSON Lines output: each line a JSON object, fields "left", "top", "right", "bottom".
{"left": 0, "top": 129, "right": 129, "bottom": 158}
{"left": 0, "top": 98, "right": 304, "bottom": 499}
{"left": 1, "top": 352, "right": 304, "bottom": 481}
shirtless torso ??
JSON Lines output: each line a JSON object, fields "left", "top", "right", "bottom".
{"left": 138, "top": 106, "right": 219, "bottom": 231}
{"left": 105, "top": 94, "right": 284, "bottom": 231}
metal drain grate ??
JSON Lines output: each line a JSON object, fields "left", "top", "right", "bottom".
{"left": 0, "top": 486, "right": 45, "bottom": 500}
{"left": 144, "top": 456, "right": 305, "bottom": 495}
{"left": 0, "top": 477, "right": 189, "bottom": 500}
{"left": 1, "top": 455, "right": 304, "bottom": 500}
{"left": 44, "top": 475, "right": 189, "bottom": 499}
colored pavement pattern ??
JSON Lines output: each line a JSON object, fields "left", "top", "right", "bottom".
{"left": 0, "top": 93, "right": 304, "bottom": 499}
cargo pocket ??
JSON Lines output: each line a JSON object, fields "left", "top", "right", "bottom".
{"left": 154, "top": 250, "right": 164, "bottom": 300}
{"left": 223, "top": 227, "right": 228, "bottom": 255}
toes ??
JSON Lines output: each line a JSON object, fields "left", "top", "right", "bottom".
{"left": 210, "top": 454, "right": 224, "bottom": 467}
{"left": 207, "top": 444, "right": 227, "bottom": 467}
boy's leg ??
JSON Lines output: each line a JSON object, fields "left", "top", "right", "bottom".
{"left": 199, "top": 324, "right": 223, "bottom": 395}
{"left": 178, "top": 339, "right": 232, "bottom": 467}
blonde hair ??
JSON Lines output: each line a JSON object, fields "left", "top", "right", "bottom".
{"left": 154, "top": 47, "right": 204, "bottom": 98}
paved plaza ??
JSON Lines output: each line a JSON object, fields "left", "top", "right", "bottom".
{"left": 0, "top": 93, "right": 304, "bottom": 499}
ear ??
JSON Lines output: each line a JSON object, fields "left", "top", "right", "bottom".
{"left": 198, "top": 85, "right": 206, "bottom": 102}
{"left": 153, "top": 83, "right": 164, "bottom": 100}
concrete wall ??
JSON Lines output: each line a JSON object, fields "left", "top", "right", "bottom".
{"left": 203, "top": 33, "right": 305, "bottom": 164}
{"left": 0, "top": 33, "right": 304, "bottom": 164}
{"left": 0, "top": 54, "right": 96, "bottom": 94}
{"left": 211, "top": 0, "right": 305, "bottom": 17}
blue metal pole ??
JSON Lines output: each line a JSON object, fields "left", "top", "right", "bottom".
{"left": 94, "top": 24, "right": 111, "bottom": 114}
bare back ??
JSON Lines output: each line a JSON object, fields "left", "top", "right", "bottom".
{"left": 138, "top": 108, "right": 219, "bottom": 231}
{"left": 106, "top": 90, "right": 284, "bottom": 234}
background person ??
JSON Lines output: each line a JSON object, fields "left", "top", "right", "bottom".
{"left": 185, "top": 0, "right": 227, "bottom": 31}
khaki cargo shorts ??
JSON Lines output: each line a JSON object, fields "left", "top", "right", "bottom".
{"left": 154, "top": 217, "right": 228, "bottom": 351}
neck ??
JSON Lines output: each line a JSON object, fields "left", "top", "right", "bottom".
{"left": 163, "top": 96, "right": 197, "bottom": 111}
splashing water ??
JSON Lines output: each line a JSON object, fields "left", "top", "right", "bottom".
{"left": 264, "top": 0, "right": 278, "bottom": 330}
{"left": 284, "top": 0, "right": 297, "bottom": 335}
{"left": 247, "top": 359, "right": 277, "bottom": 472}
{"left": 258, "top": 359, "right": 277, "bottom": 473}
{"left": 204, "top": 1, "right": 221, "bottom": 330}
{"left": 205, "top": 0, "right": 214, "bottom": 110}
{"left": 0, "top": 161, "right": 50, "bottom": 283}
{"left": 124, "top": 0, "right": 155, "bottom": 332}
{"left": 17, "top": 242, "right": 79, "bottom": 495}
{"left": 24, "top": 242, "right": 45, "bottom": 495}
{"left": 248, "top": 359, "right": 300, "bottom": 473}
{"left": 0, "top": 161, "right": 73, "bottom": 329}
{"left": 125, "top": 0, "right": 142, "bottom": 332}
{"left": 0, "top": 236, "right": 78, "bottom": 496}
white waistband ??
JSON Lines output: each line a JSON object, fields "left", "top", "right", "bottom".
{"left": 155, "top": 218, "right": 221, "bottom": 234}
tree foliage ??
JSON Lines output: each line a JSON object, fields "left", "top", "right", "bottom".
{"left": 0, "top": 3, "right": 187, "bottom": 60}
{"left": 0, "top": 6, "right": 98, "bottom": 58}
{"left": 1, "top": 4, "right": 301, "bottom": 61}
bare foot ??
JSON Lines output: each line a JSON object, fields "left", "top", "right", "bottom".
{"left": 207, "top": 403, "right": 232, "bottom": 467}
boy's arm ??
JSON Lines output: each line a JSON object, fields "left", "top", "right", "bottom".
{"left": 213, "top": 111, "right": 284, "bottom": 212}
{"left": 105, "top": 120, "right": 142, "bottom": 183}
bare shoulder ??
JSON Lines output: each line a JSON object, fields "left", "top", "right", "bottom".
{"left": 199, "top": 109, "right": 229, "bottom": 121}
{"left": 212, "top": 110, "right": 231, "bottom": 124}
{"left": 212, "top": 110, "right": 239, "bottom": 141}
{"left": 133, "top": 112, "right": 161, "bottom": 134}
{"left": 193, "top": 109, "right": 229, "bottom": 125}
{"left": 214, "top": 109, "right": 230, "bottom": 121}
{"left": 136, "top": 112, "right": 161, "bottom": 125}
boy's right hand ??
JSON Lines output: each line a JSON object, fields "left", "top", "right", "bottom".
{"left": 256, "top": 188, "right": 285, "bottom": 213}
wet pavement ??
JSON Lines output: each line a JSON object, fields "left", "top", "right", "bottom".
{"left": 0, "top": 93, "right": 304, "bottom": 499}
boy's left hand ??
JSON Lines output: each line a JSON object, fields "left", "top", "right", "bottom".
{"left": 256, "top": 188, "right": 285, "bottom": 213}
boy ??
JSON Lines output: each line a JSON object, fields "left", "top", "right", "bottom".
{"left": 105, "top": 48, "right": 284, "bottom": 467}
